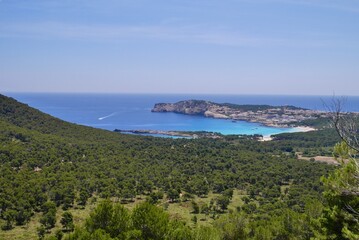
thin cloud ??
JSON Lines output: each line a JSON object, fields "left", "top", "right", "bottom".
{"left": 0, "top": 21, "right": 333, "bottom": 48}
{"left": 243, "top": 0, "right": 359, "bottom": 13}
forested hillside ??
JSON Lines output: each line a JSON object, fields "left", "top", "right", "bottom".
{"left": 0, "top": 94, "right": 347, "bottom": 239}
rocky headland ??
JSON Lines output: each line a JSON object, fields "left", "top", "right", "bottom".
{"left": 152, "top": 100, "right": 329, "bottom": 127}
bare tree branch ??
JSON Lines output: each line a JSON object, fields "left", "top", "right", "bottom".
{"left": 326, "top": 96, "right": 359, "bottom": 152}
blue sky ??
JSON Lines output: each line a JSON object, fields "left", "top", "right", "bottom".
{"left": 1, "top": 0, "right": 359, "bottom": 95}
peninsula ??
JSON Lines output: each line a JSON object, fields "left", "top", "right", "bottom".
{"left": 152, "top": 100, "right": 329, "bottom": 127}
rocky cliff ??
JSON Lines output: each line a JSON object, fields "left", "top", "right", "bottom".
{"left": 152, "top": 100, "right": 229, "bottom": 119}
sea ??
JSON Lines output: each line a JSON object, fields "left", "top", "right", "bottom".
{"left": 4, "top": 93, "right": 359, "bottom": 137}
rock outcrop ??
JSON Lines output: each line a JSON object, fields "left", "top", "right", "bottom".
{"left": 152, "top": 100, "right": 214, "bottom": 115}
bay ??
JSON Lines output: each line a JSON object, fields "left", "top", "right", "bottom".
{"left": 5, "top": 93, "right": 359, "bottom": 137}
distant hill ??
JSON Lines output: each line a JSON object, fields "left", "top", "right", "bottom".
{"left": 0, "top": 94, "right": 139, "bottom": 142}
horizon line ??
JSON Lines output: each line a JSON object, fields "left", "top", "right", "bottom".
{"left": 2, "top": 91, "right": 359, "bottom": 97}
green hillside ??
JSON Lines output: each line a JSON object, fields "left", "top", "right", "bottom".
{"left": 0, "top": 94, "right": 345, "bottom": 239}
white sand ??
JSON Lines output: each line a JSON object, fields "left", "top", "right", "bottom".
{"left": 259, "top": 126, "right": 316, "bottom": 141}
{"left": 292, "top": 126, "right": 316, "bottom": 132}
{"left": 260, "top": 135, "right": 273, "bottom": 141}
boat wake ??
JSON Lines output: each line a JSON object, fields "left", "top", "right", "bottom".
{"left": 98, "top": 112, "right": 117, "bottom": 120}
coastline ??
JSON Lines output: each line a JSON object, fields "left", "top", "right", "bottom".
{"left": 293, "top": 126, "right": 316, "bottom": 133}
{"left": 114, "top": 129, "right": 223, "bottom": 139}
{"left": 260, "top": 126, "right": 316, "bottom": 142}
{"left": 115, "top": 125, "right": 317, "bottom": 140}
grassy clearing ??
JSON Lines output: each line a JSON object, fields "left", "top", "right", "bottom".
{"left": 164, "top": 189, "right": 246, "bottom": 228}
{"left": 0, "top": 213, "right": 41, "bottom": 240}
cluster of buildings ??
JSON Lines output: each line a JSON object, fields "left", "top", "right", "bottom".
{"left": 207, "top": 106, "right": 329, "bottom": 127}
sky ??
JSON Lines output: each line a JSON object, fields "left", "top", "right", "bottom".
{"left": 1, "top": 0, "right": 359, "bottom": 95}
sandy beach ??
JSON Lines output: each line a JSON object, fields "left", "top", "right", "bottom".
{"left": 260, "top": 126, "right": 316, "bottom": 141}
{"left": 293, "top": 126, "right": 316, "bottom": 132}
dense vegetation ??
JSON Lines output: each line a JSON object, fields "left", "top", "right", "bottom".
{"left": 0, "top": 94, "right": 355, "bottom": 239}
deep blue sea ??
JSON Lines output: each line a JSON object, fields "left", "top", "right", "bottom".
{"left": 4, "top": 93, "right": 359, "bottom": 137}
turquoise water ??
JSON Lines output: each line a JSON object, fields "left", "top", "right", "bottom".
{"left": 5, "top": 93, "right": 359, "bottom": 137}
